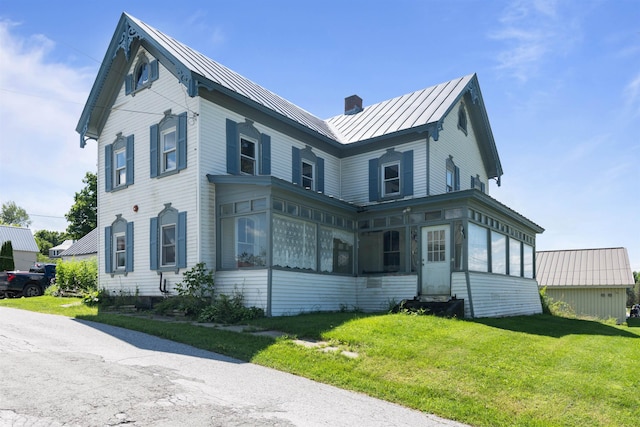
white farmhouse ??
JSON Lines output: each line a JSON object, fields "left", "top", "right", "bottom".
{"left": 77, "top": 13, "right": 544, "bottom": 317}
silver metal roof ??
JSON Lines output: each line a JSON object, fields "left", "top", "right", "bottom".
{"left": 59, "top": 228, "right": 97, "bottom": 257}
{"left": 536, "top": 248, "right": 634, "bottom": 287}
{"left": 327, "top": 74, "right": 475, "bottom": 144}
{"left": 127, "top": 14, "right": 338, "bottom": 141}
{"left": 0, "top": 225, "right": 39, "bottom": 252}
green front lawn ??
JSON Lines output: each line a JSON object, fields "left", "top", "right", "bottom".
{"left": 2, "top": 296, "right": 638, "bottom": 427}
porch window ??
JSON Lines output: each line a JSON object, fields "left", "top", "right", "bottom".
{"left": 320, "top": 227, "right": 354, "bottom": 274}
{"left": 358, "top": 228, "right": 406, "bottom": 274}
{"left": 523, "top": 244, "right": 534, "bottom": 278}
{"left": 491, "top": 231, "right": 507, "bottom": 274}
{"left": 468, "top": 223, "right": 488, "bottom": 272}
{"left": 272, "top": 215, "right": 316, "bottom": 270}
{"left": 221, "top": 213, "right": 267, "bottom": 268}
{"left": 509, "top": 239, "right": 522, "bottom": 277}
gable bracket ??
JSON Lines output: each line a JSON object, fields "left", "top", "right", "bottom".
{"left": 115, "top": 22, "right": 143, "bottom": 61}
{"left": 427, "top": 121, "right": 443, "bottom": 141}
{"left": 465, "top": 80, "right": 480, "bottom": 104}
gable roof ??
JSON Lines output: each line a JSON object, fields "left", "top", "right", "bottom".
{"left": 536, "top": 248, "right": 634, "bottom": 288}
{"left": 77, "top": 13, "right": 502, "bottom": 179}
{"left": 0, "top": 225, "right": 38, "bottom": 252}
{"left": 60, "top": 228, "right": 98, "bottom": 258}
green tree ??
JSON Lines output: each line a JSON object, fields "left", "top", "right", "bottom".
{"left": 0, "top": 240, "right": 15, "bottom": 271}
{"left": 65, "top": 172, "right": 97, "bottom": 240}
{"left": 0, "top": 201, "right": 31, "bottom": 227}
{"left": 34, "top": 229, "right": 68, "bottom": 256}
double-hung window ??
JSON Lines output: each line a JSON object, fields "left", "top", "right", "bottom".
{"left": 240, "top": 137, "right": 257, "bottom": 175}
{"left": 368, "top": 148, "right": 413, "bottom": 201}
{"left": 302, "top": 160, "right": 314, "bottom": 190}
{"left": 161, "top": 224, "right": 176, "bottom": 266}
{"left": 150, "top": 110, "right": 187, "bottom": 178}
{"left": 226, "top": 119, "right": 271, "bottom": 176}
{"left": 161, "top": 127, "right": 177, "bottom": 173}
{"left": 105, "top": 215, "right": 133, "bottom": 274}
{"left": 292, "top": 146, "right": 324, "bottom": 192}
{"left": 150, "top": 203, "right": 187, "bottom": 271}
{"left": 105, "top": 133, "right": 134, "bottom": 192}
{"left": 446, "top": 155, "right": 460, "bottom": 193}
{"left": 382, "top": 161, "right": 401, "bottom": 197}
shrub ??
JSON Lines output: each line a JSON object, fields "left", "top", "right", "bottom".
{"left": 0, "top": 241, "right": 15, "bottom": 271}
{"left": 154, "top": 263, "right": 214, "bottom": 318}
{"left": 55, "top": 257, "right": 98, "bottom": 296}
{"left": 198, "top": 292, "right": 264, "bottom": 324}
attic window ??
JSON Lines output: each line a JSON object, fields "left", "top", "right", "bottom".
{"left": 458, "top": 104, "right": 468, "bottom": 135}
{"left": 125, "top": 55, "right": 159, "bottom": 96}
{"left": 135, "top": 61, "right": 149, "bottom": 89}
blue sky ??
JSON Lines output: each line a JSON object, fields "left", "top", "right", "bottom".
{"left": 0, "top": 0, "right": 638, "bottom": 271}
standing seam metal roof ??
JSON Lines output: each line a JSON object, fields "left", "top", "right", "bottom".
{"left": 536, "top": 248, "right": 634, "bottom": 287}
{"left": 0, "top": 225, "right": 39, "bottom": 252}
{"left": 125, "top": 14, "right": 476, "bottom": 146}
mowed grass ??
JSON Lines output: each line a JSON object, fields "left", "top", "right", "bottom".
{"left": 2, "top": 296, "right": 638, "bottom": 427}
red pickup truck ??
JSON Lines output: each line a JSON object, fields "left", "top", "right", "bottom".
{"left": 0, "top": 263, "right": 57, "bottom": 298}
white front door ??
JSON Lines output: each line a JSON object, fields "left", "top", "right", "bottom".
{"left": 421, "top": 225, "right": 451, "bottom": 296}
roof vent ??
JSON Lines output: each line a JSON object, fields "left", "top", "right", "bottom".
{"left": 344, "top": 95, "right": 363, "bottom": 115}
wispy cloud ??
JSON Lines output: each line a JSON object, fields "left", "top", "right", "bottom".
{"left": 0, "top": 19, "right": 96, "bottom": 231}
{"left": 626, "top": 72, "right": 640, "bottom": 118}
{"left": 489, "top": 0, "right": 579, "bottom": 82}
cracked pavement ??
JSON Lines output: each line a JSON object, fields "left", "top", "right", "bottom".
{"left": 0, "top": 307, "right": 469, "bottom": 426}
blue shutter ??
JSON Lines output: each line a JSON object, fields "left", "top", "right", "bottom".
{"left": 226, "top": 119, "right": 238, "bottom": 174}
{"left": 124, "top": 74, "right": 133, "bottom": 95}
{"left": 260, "top": 134, "right": 271, "bottom": 175}
{"left": 105, "top": 144, "right": 113, "bottom": 192}
{"left": 454, "top": 166, "right": 460, "bottom": 191}
{"left": 470, "top": 176, "right": 475, "bottom": 189}
{"left": 126, "top": 135, "right": 134, "bottom": 186}
{"left": 149, "top": 60, "right": 159, "bottom": 82}
{"left": 150, "top": 217, "right": 158, "bottom": 270}
{"left": 402, "top": 150, "right": 413, "bottom": 196}
{"left": 480, "top": 182, "right": 486, "bottom": 193}
{"left": 317, "top": 157, "right": 325, "bottom": 193}
{"left": 125, "top": 222, "right": 134, "bottom": 272}
{"left": 369, "top": 158, "right": 379, "bottom": 201}
{"left": 177, "top": 112, "right": 187, "bottom": 171}
{"left": 291, "top": 147, "right": 301, "bottom": 185}
{"left": 104, "top": 226, "right": 112, "bottom": 273}
{"left": 150, "top": 124, "right": 158, "bottom": 178}
{"left": 177, "top": 211, "right": 187, "bottom": 268}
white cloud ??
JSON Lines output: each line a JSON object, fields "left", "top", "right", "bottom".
{"left": 0, "top": 19, "right": 97, "bottom": 232}
{"left": 626, "top": 72, "right": 640, "bottom": 117}
{"left": 489, "top": 0, "right": 580, "bottom": 82}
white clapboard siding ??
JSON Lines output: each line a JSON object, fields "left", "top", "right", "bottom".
{"left": 271, "top": 270, "right": 356, "bottom": 316}
{"left": 429, "top": 100, "right": 489, "bottom": 195}
{"left": 355, "top": 275, "right": 418, "bottom": 312}
{"left": 215, "top": 270, "right": 269, "bottom": 312}
{"left": 199, "top": 98, "right": 341, "bottom": 198}
{"left": 451, "top": 272, "right": 472, "bottom": 318}
{"left": 467, "top": 273, "right": 542, "bottom": 318}
{"left": 340, "top": 138, "right": 427, "bottom": 204}
{"left": 98, "top": 52, "right": 201, "bottom": 296}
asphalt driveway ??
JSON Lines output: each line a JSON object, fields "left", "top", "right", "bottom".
{"left": 0, "top": 307, "right": 469, "bottom": 426}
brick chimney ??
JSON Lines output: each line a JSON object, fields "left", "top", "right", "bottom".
{"left": 344, "top": 95, "right": 363, "bottom": 115}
